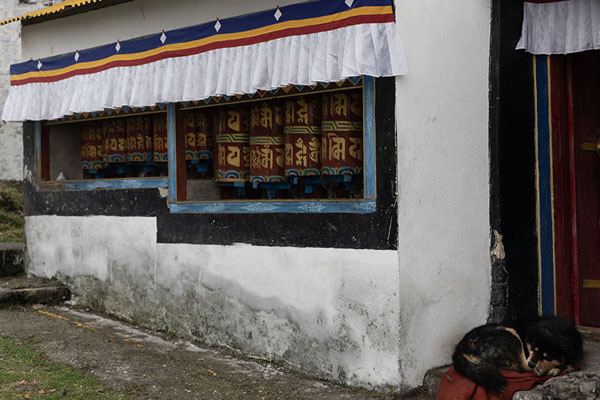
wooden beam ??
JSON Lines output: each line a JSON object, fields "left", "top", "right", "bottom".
{"left": 174, "top": 105, "right": 187, "bottom": 201}
{"left": 40, "top": 122, "right": 50, "bottom": 181}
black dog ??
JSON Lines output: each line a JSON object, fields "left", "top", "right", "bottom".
{"left": 452, "top": 324, "right": 530, "bottom": 391}
{"left": 452, "top": 317, "right": 583, "bottom": 392}
{"left": 523, "top": 317, "right": 583, "bottom": 377}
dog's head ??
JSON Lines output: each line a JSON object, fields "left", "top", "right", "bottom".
{"left": 525, "top": 340, "right": 564, "bottom": 376}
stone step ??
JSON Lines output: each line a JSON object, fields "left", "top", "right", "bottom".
{"left": 423, "top": 365, "right": 449, "bottom": 394}
{"left": 0, "top": 275, "right": 70, "bottom": 304}
{"left": 0, "top": 242, "right": 24, "bottom": 277}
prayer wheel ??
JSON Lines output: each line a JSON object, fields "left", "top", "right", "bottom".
{"left": 184, "top": 111, "right": 212, "bottom": 160}
{"left": 216, "top": 107, "right": 250, "bottom": 182}
{"left": 283, "top": 95, "right": 322, "bottom": 177}
{"left": 81, "top": 124, "right": 104, "bottom": 170}
{"left": 102, "top": 119, "right": 127, "bottom": 163}
{"left": 250, "top": 101, "right": 285, "bottom": 183}
{"left": 126, "top": 116, "right": 153, "bottom": 162}
{"left": 321, "top": 91, "right": 363, "bottom": 175}
{"left": 152, "top": 114, "right": 169, "bottom": 162}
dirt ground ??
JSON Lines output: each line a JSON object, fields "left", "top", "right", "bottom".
{"left": 0, "top": 304, "right": 402, "bottom": 400}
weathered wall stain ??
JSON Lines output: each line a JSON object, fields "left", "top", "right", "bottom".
{"left": 26, "top": 215, "right": 400, "bottom": 390}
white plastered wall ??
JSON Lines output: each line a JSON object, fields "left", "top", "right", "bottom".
{"left": 21, "top": 0, "right": 303, "bottom": 60}
{"left": 25, "top": 215, "right": 401, "bottom": 390}
{"left": 394, "top": 0, "right": 492, "bottom": 388}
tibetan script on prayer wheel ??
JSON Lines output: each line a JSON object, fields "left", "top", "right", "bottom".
{"left": 184, "top": 111, "right": 212, "bottom": 160}
{"left": 152, "top": 114, "right": 168, "bottom": 162}
{"left": 321, "top": 91, "right": 363, "bottom": 175}
{"left": 102, "top": 119, "right": 127, "bottom": 163}
{"left": 283, "top": 95, "right": 322, "bottom": 177}
{"left": 250, "top": 101, "right": 285, "bottom": 183}
{"left": 81, "top": 124, "right": 104, "bottom": 170}
{"left": 216, "top": 107, "right": 250, "bottom": 182}
{"left": 126, "top": 116, "right": 153, "bottom": 162}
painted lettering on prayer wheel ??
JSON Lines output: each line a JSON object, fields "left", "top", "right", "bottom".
{"left": 81, "top": 124, "right": 104, "bottom": 170}
{"left": 216, "top": 108, "right": 250, "bottom": 182}
{"left": 102, "top": 119, "right": 127, "bottom": 163}
{"left": 250, "top": 102, "right": 285, "bottom": 183}
{"left": 152, "top": 114, "right": 168, "bottom": 162}
{"left": 126, "top": 116, "right": 153, "bottom": 162}
{"left": 283, "top": 96, "right": 322, "bottom": 177}
{"left": 321, "top": 92, "right": 363, "bottom": 175}
{"left": 184, "top": 112, "right": 212, "bottom": 160}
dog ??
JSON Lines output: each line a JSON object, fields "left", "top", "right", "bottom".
{"left": 452, "top": 324, "right": 530, "bottom": 391}
{"left": 523, "top": 317, "right": 583, "bottom": 377}
{"left": 452, "top": 317, "right": 583, "bottom": 392}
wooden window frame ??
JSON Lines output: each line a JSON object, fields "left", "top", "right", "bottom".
{"left": 33, "top": 76, "right": 376, "bottom": 213}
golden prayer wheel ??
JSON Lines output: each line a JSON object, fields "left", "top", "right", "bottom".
{"left": 126, "top": 116, "right": 153, "bottom": 162}
{"left": 81, "top": 124, "right": 104, "bottom": 169}
{"left": 102, "top": 119, "right": 127, "bottom": 163}
{"left": 216, "top": 107, "right": 250, "bottom": 182}
{"left": 321, "top": 91, "right": 363, "bottom": 175}
{"left": 250, "top": 101, "right": 285, "bottom": 183}
{"left": 152, "top": 114, "right": 169, "bottom": 162}
{"left": 283, "top": 95, "right": 322, "bottom": 177}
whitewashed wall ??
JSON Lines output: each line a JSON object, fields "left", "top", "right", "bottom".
{"left": 0, "top": 0, "right": 61, "bottom": 180}
{"left": 20, "top": 0, "right": 493, "bottom": 392}
{"left": 25, "top": 215, "right": 401, "bottom": 390}
{"left": 394, "top": 0, "right": 492, "bottom": 388}
{"left": 21, "top": 0, "right": 303, "bottom": 60}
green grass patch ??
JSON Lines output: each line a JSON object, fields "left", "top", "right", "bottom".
{"left": 0, "top": 181, "right": 24, "bottom": 243}
{"left": 0, "top": 335, "right": 130, "bottom": 399}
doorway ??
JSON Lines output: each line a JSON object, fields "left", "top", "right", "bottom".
{"left": 569, "top": 51, "right": 600, "bottom": 327}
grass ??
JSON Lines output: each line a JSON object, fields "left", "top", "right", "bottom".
{"left": 0, "top": 335, "right": 130, "bottom": 399}
{"left": 0, "top": 181, "right": 24, "bottom": 243}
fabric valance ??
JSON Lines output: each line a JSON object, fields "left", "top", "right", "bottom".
{"left": 517, "top": 0, "right": 600, "bottom": 54}
{"left": 2, "top": 0, "right": 407, "bottom": 122}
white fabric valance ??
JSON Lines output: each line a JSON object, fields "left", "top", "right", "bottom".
{"left": 517, "top": 0, "right": 600, "bottom": 55}
{"left": 2, "top": 0, "right": 407, "bottom": 122}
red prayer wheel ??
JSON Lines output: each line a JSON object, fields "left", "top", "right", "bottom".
{"left": 102, "top": 119, "right": 127, "bottom": 163}
{"left": 81, "top": 124, "right": 104, "bottom": 170}
{"left": 216, "top": 107, "right": 250, "bottom": 182}
{"left": 126, "top": 116, "right": 153, "bottom": 162}
{"left": 184, "top": 111, "right": 212, "bottom": 160}
{"left": 250, "top": 101, "right": 285, "bottom": 183}
{"left": 321, "top": 91, "right": 363, "bottom": 175}
{"left": 152, "top": 114, "right": 169, "bottom": 162}
{"left": 283, "top": 95, "right": 322, "bottom": 177}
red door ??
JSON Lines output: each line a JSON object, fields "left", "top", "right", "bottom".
{"left": 571, "top": 51, "right": 600, "bottom": 327}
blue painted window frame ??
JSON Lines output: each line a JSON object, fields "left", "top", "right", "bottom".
{"left": 34, "top": 76, "right": 376, "bottom": 213}
{"left": 34, "top": 120, "right": 169, "bottom": 191}
{"left": 168, "top": 75, "right": 377, "bottom": 214}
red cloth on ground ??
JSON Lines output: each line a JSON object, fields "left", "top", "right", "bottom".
{"left": 436, "top": 366, "right": 554, "bottom": 400}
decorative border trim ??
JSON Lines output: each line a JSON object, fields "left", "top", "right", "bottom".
{"left": 11, "top": 0, "right": 393, "bottom": 85}
{"left": 170, "top": 199, "right": 376, "bottom": 214}
{"left": 534, "top": 55, "right": 557, "bottom": 315}
{"left": 37, "top": 177, "right": 168, "bottom": 191}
